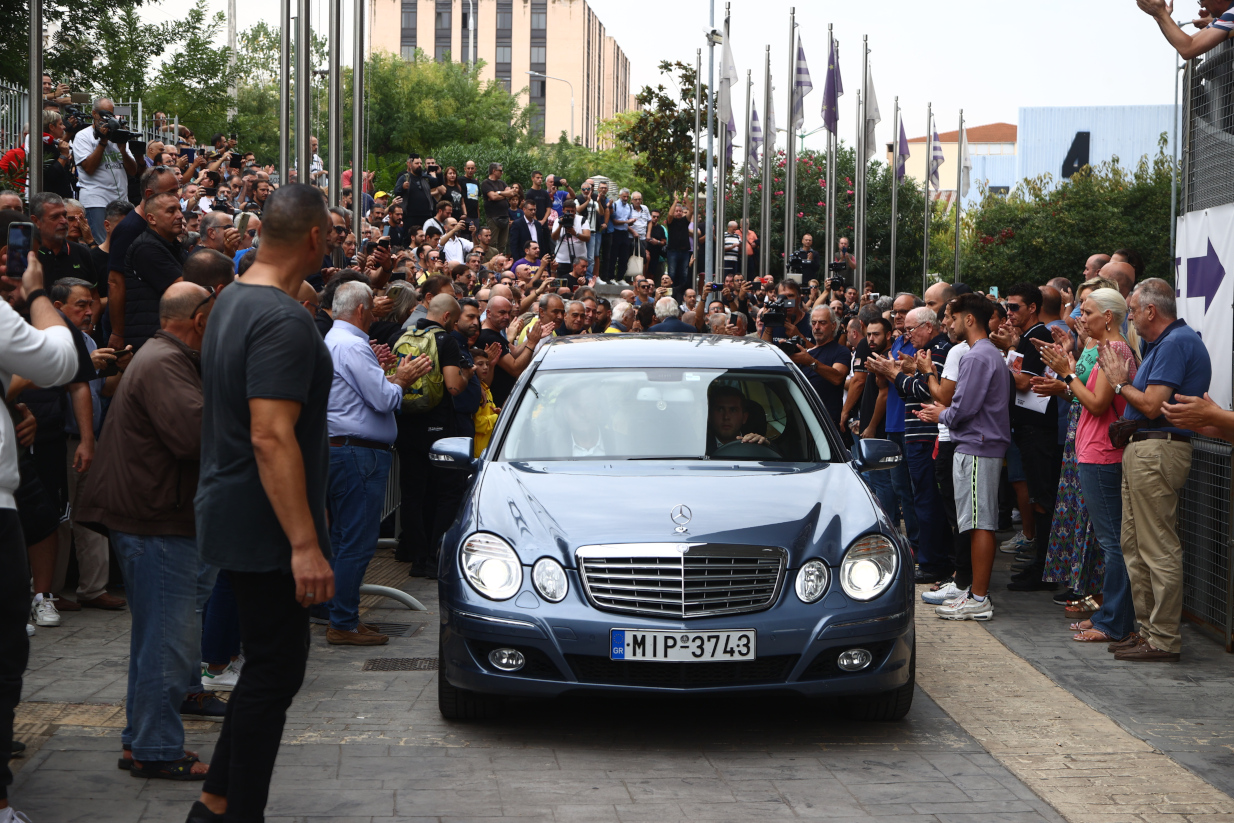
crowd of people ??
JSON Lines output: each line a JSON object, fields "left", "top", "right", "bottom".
{"left": 1, "top": 81, "right": 1232, "bottom": 823}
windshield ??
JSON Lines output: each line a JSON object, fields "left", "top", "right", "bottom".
{"left": 497, "top": 368, "right": 831, "bottom": 462}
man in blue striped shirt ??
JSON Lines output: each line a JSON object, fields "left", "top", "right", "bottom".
{"left": 1138, "top": 0, "right": 1234, "bottom": 59}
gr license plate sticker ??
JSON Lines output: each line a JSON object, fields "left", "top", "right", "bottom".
{"left": 610, "top": 629, "right": 756, "bottom": 661}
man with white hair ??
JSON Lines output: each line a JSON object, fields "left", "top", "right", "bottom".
{"left": 723, "top": 221, "right": 742, "bottom": 276}
{"left": 323, "top": 282, "right": 429, "bottom": 646}
{"left": 789, "top": 305, "right": 850, "bottom": 430}
{"left": 649, "top": 296, "right": 696, "bottom": 333}
{"left": 72, "top": 97, "right": 137, "bottom": 239}
{"left": 605, "top": 188, "right": 635, "bottom": 284}
{"left": 607, "top": 301, "right": 635, "bottom": 333}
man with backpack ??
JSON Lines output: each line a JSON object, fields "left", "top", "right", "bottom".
{"left": 392, "top": 293, "right": 471, "bottom": 578}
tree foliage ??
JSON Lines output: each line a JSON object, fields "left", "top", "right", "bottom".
{"left": 3, "top": 0, "right": 155, "bottom": 88}
{"left": 91, "top": 6, "right": 188, "bottom": 103}
{"left": 956, "top": 137, "right": 1174, "bottom": 292}
{"left": 617, "top": 60, "right": 712, "bottom": 200}
{"left": 141, "top": 1, "right": 237, "bottom": 142}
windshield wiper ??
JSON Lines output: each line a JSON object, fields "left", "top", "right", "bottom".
{"left": 626, "top": 455, "right": 710, "bottom": 461}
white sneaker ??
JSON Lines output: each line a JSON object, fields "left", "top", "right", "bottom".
{"left": 921, "top": 581, "right": 965, "bottom": 605}
{"left": 935, "top": 591, "right": 993, "bottom": 621}
{"left": 201, "top": 655, "right": 244, "bottom": 691}
{"left": 31, "top": 595, "right": 60, "bottom": 627}
{"left": 0, "top": 805, "right": 34, "bottom": 822}
{"left": 999, "top": 531, "right": 1032, "bottom": 554}
{"left": 1011, "top": 508, "right": 1022, "bottom": 524}
{"left": 26, "top": 623, "right": 35, "bottom": 637}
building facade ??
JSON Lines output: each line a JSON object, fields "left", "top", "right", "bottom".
{"left": 369, "top": 0, "right": 633, "bottom": 149}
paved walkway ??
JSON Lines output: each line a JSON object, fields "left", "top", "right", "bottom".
{"left": 5, "top": 545, "right": 1232, "bottom": 822}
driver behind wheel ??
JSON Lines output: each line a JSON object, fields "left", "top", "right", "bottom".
{"left": 707, "top": 385, "right": 776, "bottom": 455}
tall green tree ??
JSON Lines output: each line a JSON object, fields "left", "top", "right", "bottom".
{"left": 142, "top": 0, "right": 237, "bottom": 143}
{"left": 616, "top": 60, "right": 712, "bottom": 200}
{"left": 3, "top": 0, "right": 156, "bottom": 88}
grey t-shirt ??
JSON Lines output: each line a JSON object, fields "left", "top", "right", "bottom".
{"left": 196, "top": 281, "right": 334, "bottom": 572}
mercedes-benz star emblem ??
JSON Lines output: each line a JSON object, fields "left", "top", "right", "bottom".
{"left": 670, "top": 505, "right": 693, "bottom": 526}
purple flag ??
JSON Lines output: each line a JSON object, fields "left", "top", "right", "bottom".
{"left": 822, "top": 39, "right": 843, "bottom": 135}
{"left": 895, "top": 120, "right": 910, "bottom": 182}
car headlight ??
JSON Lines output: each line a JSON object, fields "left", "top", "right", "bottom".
{"left": 460, "top": 533, "right": 523, "bottom": 600}
{"left": 840, "top": 534, "right": 899, "bottom": 601}
{"left": 532, "top": 557, "right": 568, "bottom": 602}
{"left": 794, "top": 560, "right": 830, "bottom": 604}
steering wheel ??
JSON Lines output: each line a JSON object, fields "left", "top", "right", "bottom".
{"left": 711, "top": 439, "right": 781, "bottom": 460}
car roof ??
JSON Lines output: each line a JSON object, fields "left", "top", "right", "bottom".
{"left": 535, "top": 333, "right": 794, "bottom": 371}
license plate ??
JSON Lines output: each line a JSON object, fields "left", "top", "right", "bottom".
{"left": 610, "top": 629, "right": 756, "bottom": 662}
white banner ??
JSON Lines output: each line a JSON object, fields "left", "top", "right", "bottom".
{"left": 1175, "top": 203, "right": 1234, "bottom": 409}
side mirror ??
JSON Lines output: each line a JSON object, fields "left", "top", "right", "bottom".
{"left": 852, "top": 438, "right": 902, "bottom": 472}
{"left": 429, "top": 437, "right": 477, "bottom": 470}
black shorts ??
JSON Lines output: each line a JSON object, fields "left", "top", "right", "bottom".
{"left": 14, "top": 449, "right": 60, "bottom": 546}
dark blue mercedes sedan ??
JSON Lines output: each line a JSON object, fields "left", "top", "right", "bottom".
{"left": 429, "top": 334, "right": 915, "bottom": 721}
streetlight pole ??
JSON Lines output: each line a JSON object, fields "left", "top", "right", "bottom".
{"left": 27, "top": 0, "right": 42, "bottom": 199}
{"left": 705, "top": 0, "right": 717, "bottom": 284}
{"left": 526, "top": 71, "right": 574, "bottom": 143}
{"left": 328, "top": 0, "right": 341, "bottom": 205}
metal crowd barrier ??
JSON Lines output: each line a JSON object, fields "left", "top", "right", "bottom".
{"left": 359, "top": 449, "right": 427, "bottom": 611}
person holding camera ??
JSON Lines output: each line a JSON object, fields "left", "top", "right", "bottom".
{"left": 791, "top": 234, "right": 821, "bottom": 281}
{"left": 73, "top": 98, "right": 137, "bottom": 241}
{"left": 551, "top": 200, "right": 591, "bottom": 280}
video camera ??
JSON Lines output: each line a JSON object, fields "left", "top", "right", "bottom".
{"left": 786, "top": 249, "right": 809, "bottom": 275}
{"left": 772, "top": 335, "right": 808, "bottom": 356}
{"left": 60, "top": 104, "right": 93, "bottom": 135}
{"left": 760, "top": 296, "right": 795, "bottom": 327}
{"left": 96, "top": 113, "right": 135, "bottom": 145}
{"left": 828, "top": 260, "right": 848, "bottom": 274}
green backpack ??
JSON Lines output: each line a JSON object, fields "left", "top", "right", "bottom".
{"left": 392, "top": 326, "right": 445, "bottom": 413}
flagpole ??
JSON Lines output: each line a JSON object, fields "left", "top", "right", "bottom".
{"left": 783, "top": 8, "right": 796, "bottom": 278}
{"left": 857, "top": 34, "right": 868, "bottom": 286}
{"left": 693, "top": 49, "right": 702, "bottom": 284}
{"left": 825, "top": 25, "right": 835, "bottom": 268}
{"left": 742, "top": 69, "right": 752, "bottom": 282}
{"left": 923, "top": 102, "right": 932, "bottom": 296}
{"left": 890, "top": 96, "right": 899, "bottom": 297}
{"left": 761, "top": 46, "right": 772, "bottom": 281}
{"left": 705, "top": 0, "right": 717, "bottom": 285}
{"left": 855, "top": 88, "right": 862, "bottom": 283}
{"left": 954, "top": 108, "right": 964, "bottom": 283}
{"left": 716, "top": 3, "right": 730, "bottom": 286}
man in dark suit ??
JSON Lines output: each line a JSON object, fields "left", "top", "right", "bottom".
{"left": 649, "top": 296, "right": 697, "bottom": 333}
{"left": 508, "top": 199, "right": 549, "bottom": 260}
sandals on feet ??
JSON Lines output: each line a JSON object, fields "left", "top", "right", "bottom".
{"left": 1064, "top": 595, "right": 1101, "bottom": 619}
{"left": 1073, "top": 628, "right": 1115, "bottom": 643}
{"left": 1068, "top": 620, "right": 1094, "bottom": 632}
{"left": 118, "top": 744, "right": 199, "bottom": 770}
{"left": 128, "top": 753, "right": 208, "bottom": 780}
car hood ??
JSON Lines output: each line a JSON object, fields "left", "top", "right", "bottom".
{"left": 469, "top": 460, "right": 888, "bottom": 568}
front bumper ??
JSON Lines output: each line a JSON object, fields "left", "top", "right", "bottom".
{"left": 439, "top": 569, "right": 914, "bottom": 698}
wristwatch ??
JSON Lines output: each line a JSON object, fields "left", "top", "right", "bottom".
{"left": 1062, "top": 373, "right": 1077, "bottom": 385}
{"left": 1114, "top": 383, "right": 1127, "bottom": 396}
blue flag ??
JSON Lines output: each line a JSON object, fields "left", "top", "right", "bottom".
{"left": 822, "top": 39, "right": 843, "bottom": 135}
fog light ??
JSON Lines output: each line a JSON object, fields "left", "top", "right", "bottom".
{"left": 487, "top": 648, "right": 525, "bottom": 672}
{"left": 837, "top": 648, "right": 872, "bottom": 672}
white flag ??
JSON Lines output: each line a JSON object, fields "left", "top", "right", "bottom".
{"left": 749, "top": 102, "right": 763, "bottom": 177}
{"left": 959, "top": 126, "right": 972, "bottom": 197}
{"left": 765, "top": 87, "right": 777, "bottom": 157}
{"left": 863, "top": 64, "right": 881, "bottom": 161}
{"left": 719, "top": 39, "right": 739, "bottom": 136}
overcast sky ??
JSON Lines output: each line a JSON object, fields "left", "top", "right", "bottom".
{"left": 143, "top": 0, "right": 1182, "bottom": 150}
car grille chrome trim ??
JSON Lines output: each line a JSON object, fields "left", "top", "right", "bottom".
{"left": 576, "top": 543, "right": 787, "bottom": 618}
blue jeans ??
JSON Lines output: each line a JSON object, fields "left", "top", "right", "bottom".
{"left": 667, "top": 250, "right": 691, "bottom": 296}
{"left": 587, "top": 232, "right": 602, "bottom": 277}
{"left": 112, "top": 531, "right": 205, "bottom": 761}
{"left": 905, "top": 440, "right": 953, "bottom": 576}
{"left": 327, "top": 445, "right": 392, "bottom": 631}
{"left": 863, "top": 467, "right": 896, "bottom": 522}
{"left": 84, "top": 207, "right": 107, "bottom": 243}
{"left": 888, "top": 432, "right": 920, "bottom": 548}
{"left": 201, "top": 570, "right": 242, "bottom": 666}
{"left": 1079, "top": 462, "right": 1136, "bottom": 640}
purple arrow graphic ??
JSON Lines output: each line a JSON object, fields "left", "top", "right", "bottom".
{"left": 1188, "top": 240, "right": 1225, "bottom": 313}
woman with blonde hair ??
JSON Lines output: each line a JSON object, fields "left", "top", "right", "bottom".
{"left": 1041, "top": 288, "right": 1138, "bottom": 642}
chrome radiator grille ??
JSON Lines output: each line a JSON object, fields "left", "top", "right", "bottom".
{"left": 576, "top": 544, "right": 786, "bottom": 618}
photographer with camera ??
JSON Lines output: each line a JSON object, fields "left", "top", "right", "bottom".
{"left": 396, "top": 154, "right": 440, "bottom": 227}
{"left": 757, "top": 279, "right": 815, "bottom": 353}
{"left": 551, "top": 200, "right": 591, "bottom": 281}
{"left": 72, "top": 98, "right": 137, "bottom": 241}
{"left": 788, "top": 305, "right": 851, "bottom": 430}
{"left": 787, "top": 234, "right": 821, "bottom": 281}
{"left": 834, "top": 235, "right": 857, "bottom": 271}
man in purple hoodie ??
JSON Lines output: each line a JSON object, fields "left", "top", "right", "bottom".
{"left": 916, "top": 294, "right": 1011, "bottom": 621}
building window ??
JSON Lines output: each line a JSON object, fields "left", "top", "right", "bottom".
{"left": 497, "top": 10, "right": 512, "bottom": 30}
{"left": 531, "top": 79, "right": 546, "bottom": 97}
{"left": 496, "top": 45, "right": 512, "bottom": 65}
{"left": 531, "top": 11, "right": 547, "bottom": 29}
{"left": 402, "top": 8, "right": 414, "bottom": 29}
{"left": 530, "top": 46, "right": 546, "bottom": 64}
{"left": 435, "top": 44, "right": 451, "bottom": 62}
{"left": 436, "top": 10, "right": 451, "bottom": 28}
{"left": 401, "top": 45, "right": 416, "bottom": 60}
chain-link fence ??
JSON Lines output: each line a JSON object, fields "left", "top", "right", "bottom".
{"left": 1184, "top": 39, "right": 1234, "bottom": 212}
{"left": 1180, "top": 38, "right": 1234, "bottom": 651}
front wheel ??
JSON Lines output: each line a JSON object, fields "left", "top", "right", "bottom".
{"left": 846, "top": 638, "right": 915, "bottom": 722}
{"left": 437, "top": 633, "right": 502, "bottom": 720}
